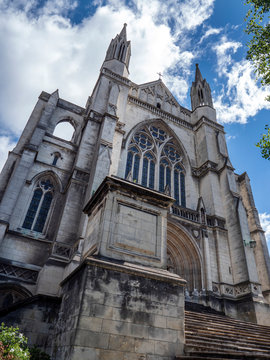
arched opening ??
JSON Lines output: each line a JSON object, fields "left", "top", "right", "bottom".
{"left": 53, "top": 121, "right": 75, "bottom": 142}
{"left": 124, "top": 122, "right": 186, "bottom": 206}
{"left": 22, "top": 176, "right": 56, "bottom": 234}
{"left": 167, "top": 222, "right": 203, "bottom": 293}
{"left": 0, "top": 284, "right": 32, "bottom": 309}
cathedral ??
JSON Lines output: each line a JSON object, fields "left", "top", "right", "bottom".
{"left": 0, "top": 24, "right": 270, "bottom": 359}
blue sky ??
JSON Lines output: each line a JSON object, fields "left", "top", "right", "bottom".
{"left": 0, "top": 0, "right": 270, "bottom": 245}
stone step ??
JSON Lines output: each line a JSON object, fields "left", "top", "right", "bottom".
{"left": 185, "top": 328, "right": 270, "bottom": 343}
{"left": 185, "top": 319, "right": 270, "bottom": 335}
{"left": 185, "top": 339, "right": 270, "bottom": 354}
{"left": 181, "top": 310, "right": 270, "bottom": 359}
{"left": 185, "top": 312, "right": 269, "bottom": 327}
{"left": 185, "top": 332, "right": 270, "bottom": 349}
{"left": 185, "top": 322, "right": 270, "bottom": 340}
{"left": 185, "top": 313, "right": 270, "bottom": 332}
{"left": 176, "top": 356, "right": 239, "bottom": 360}
{"left": 177, "top": 351, "right": 270, "bottom": 359}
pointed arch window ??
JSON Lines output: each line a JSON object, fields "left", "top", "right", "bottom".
{"left": 22, "top": 179, "right": 54, "bottom": 233}
{"left": 125, "top": 124, "right": 186, "bottom": 206}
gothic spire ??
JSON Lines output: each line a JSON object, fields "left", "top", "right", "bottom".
{"left": 190, "top": 63, "right": 213, "bottom": 110}
{"left": 119, "top": 23, "right": 127, "bottom": 40}
{"left": 195, "top": 63, "right": 203, "bottom": 83}
{"left": 103, "top": 24, "right": 131, "bottom": 77}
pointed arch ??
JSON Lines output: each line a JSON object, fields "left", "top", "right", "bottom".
{"left": 0, "top": 283, "right": 32, "bottom": 309}
{"left": 29, "top": 170, "right": 63, "bottom": 193}
{"left": 167, "top": 221, "right": 203, "bottom": 292}
{"left": 124, "top": 118, "right": 191, "bottom": 169}
{"left": 22, "top": 171, "right": 62, "bottom": 234}
{"left": 124, "top": 119, "right": 190, "bottom": 205}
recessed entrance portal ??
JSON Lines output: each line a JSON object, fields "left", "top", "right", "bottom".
{"left": 167, "top": 221, "right": 203, "bottom": 292}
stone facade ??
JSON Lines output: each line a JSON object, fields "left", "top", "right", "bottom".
{"left": 0, "top": 24, "right": 270, "bottom": 358}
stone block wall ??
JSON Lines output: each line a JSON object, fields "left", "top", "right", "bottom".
{"left": 53, "top": 257, "right": 186, "bottom": 360}
{"left": 0, "top": 295, "right": 60, "bottom": 355}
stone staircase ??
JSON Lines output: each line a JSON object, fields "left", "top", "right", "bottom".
{"left": 176, "top": 310, "right": 270, "bottom": 359}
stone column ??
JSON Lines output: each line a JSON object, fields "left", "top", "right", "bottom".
{"left": 202, "top": 229, "right": 212, "bottom": 291}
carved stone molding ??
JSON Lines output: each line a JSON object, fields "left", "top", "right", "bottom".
{"left": 52, "top": 242, "right": 73, "bottom": 260}
{"left": 212, "top": 281, "right": 261, "bottom": 298}
{"left": 0, "top": 262, "right": 39, "bottom": 284}
{"left": 192, "top": 160, "right": 218, "bottom": 178}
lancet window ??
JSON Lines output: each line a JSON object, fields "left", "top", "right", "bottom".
{"left": 22, "top": 178, "right": 54, "bottom": 233}
{"left": 125, "top": 124, "right": 186, "bottom": 206}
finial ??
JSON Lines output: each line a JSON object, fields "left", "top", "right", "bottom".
{"left": 195, "top": 63, "right": 203, "bottom": 83}
{"left": 157, "top": 72, "right": 163, "bottom": 80}
{"left": 119, "top": 23, "right": 127, "bottom": 39}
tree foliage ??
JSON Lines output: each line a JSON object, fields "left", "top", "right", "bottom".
{"left": 256, "top": 125, "right": 270, "bottom": 159}
{"left": 245, "top": 1, "right": 270, "bottom": 158}
{"left": 245, "top": 0, "right": 270, "bottom": 100}
{"left": 0, "top": 324, "right": 51, "bottom": 360}
{"left": 0, "top": 323, "right": 30, "bottom": 360}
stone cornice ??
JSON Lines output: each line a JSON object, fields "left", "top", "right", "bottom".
{"left": 128, "top": 96, "right": 193, "bottom": 130}
{"left": 102, "top": 67, "right": 131, "bottom": 87}
{"left": 193, "top": 116, "right": 224, "bottom": 132}
{"left": 83, "top": 175, "right": 175, "bottom": 215}
{"left": 61, "top": 256, "right": 187, "bottom": 287}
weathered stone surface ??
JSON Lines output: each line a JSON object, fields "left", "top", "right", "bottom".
{"left": 52, "top": 258, "right": 185, "bottom": 360}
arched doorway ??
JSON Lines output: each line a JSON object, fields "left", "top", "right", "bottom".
{"left": 167, "top": 221, "right": 203, "bottom": 292}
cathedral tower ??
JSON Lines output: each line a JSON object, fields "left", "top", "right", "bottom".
{"left": 102, "top": 23, "right": 131, "bottom": 77}
{"left": 190, "top": 63, "right": 213, "bottom": 110}
{"left": 0, "top": 24, "right": 270, "bottom": 360}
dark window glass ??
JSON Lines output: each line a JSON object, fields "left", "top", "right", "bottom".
{"left": 52, "top": 155, "right": 59, "bottom": 166}
{"left": 149, "top": 161, "right": 155, "bottom": 189}
{"left": 33, "top": 192, "right": 53, "bottom": 232}
{"left": 166, "top": 166, "right": 171, "bottom": 188}
{"left": 159, "top": 164, "right": 164, "bottom": 192}
{"left": 133, "top": 154, "right": 140, "bottom": 182}
{"left": 22, "top": 188, "right": 42, "bottom": 230}
{"left": 22, "top": 179, "right": 54, "bottom": 233}
{"left": 125, "top": 151, "right": 133, "bottom": 178}
{"left": 181, "top": 172, "right": 186, "bottom": 207}
{"left": 126, "top": 125, "right": 185, "bottom": 205}
{"left": 174, "top": 170, "right": 180, "bottom": 205}
{"left": 142, "top": 157, "right": 148, "bottom": 187}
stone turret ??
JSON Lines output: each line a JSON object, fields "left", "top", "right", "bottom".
{"left": 102, "top": 23, "right": 131, "bottom": 77}
{"left": 190, "top": 63, "right": 213, "bottom": 110}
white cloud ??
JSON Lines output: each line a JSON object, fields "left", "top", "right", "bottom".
{"left": 0, "top": 136, "right": 17, "bottom": 172}
{"left": 199, "top": 26, "right": 222, "bottom": 44}
{"left": 213, "top": 36, "right": 242, "bottom": 75}
{"left": 0, "top": 0, "right": 214, "bottom": 133}
{"left": 213, "top": 37, "right": 270, "bottom": 124}
{"left": 259, "top": 213, "right": 270, "bottom": 249}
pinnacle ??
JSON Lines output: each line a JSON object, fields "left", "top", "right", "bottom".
{"left": 119, "top": 23, "right": 127, "bottom": 40}
{"left": 195, "top": 63, "right": 203, "bottom": 83}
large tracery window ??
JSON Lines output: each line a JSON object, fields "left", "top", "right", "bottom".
{"left": 125, "top": 124, "right": 186, "bottom": 206}
{"left": 22, "top": 179, "right": 54, "bottom": 233}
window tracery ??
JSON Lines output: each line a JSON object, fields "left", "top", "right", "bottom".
{"left": 22, "top": 178, "right": 54, "bottom": 233}
{"left": 125, "top": 124, "right": 186, "bottom": 206}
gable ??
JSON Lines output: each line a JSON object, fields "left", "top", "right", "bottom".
{"left": 129, "top": 79, "right": 182, "bottom": 116}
